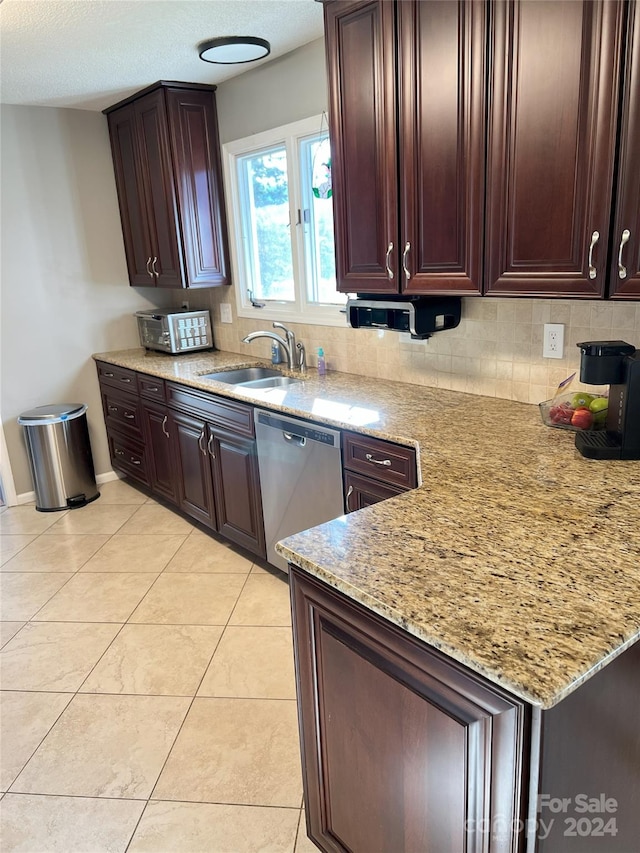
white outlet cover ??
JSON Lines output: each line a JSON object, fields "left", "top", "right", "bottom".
{"left": 543, "top": 323, "right": 564, "bottom": 359}
{"left": 220, "top": 303, "right": 233, "bottom": 324}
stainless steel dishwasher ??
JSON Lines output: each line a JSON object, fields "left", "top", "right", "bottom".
{"left": 255, "top": 409, "right": 344, "bottom": 572}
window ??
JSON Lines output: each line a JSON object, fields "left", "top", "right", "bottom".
{"left": 224, "top": 116, "right": 346, "bottom": 326}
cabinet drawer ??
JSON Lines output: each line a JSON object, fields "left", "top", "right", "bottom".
{"left": 344, "top": 471, "right": 405, "bottom": 513}
{"left": 108, "top": 431, "right": 148, "bottom": 484}
{"left": 167, "top": 383, "right": 254, "bottom": 437}
{"left": 343, "top": 432, "right": 417, "bottom": 490}
{"left": 96, "top": 361, "right": 137, "bottom": 392}
{"left": 137, "top": 373, "right": 166, "bottom": 402}
{"left": 101, "top": 388, "right": 143, "bottom": 439}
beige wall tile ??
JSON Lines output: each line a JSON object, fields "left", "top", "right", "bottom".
{"left": 153, "top": 697, "right": 302, "bottom": 807}
{"left": 128, "top": 800, "right": 300, "bottom": 853}
{"left": 11, "top": 694, "right": 190, "bottom": 798}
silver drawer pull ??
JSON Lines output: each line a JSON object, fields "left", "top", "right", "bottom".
{"left": 385, "top": 242, "right": 394, "bottom": 280}
{"left": 123, "top": 412, "right": 135, "bottom": 420}
{"left": 104, "top": 371, "right": 114, "bottom": 377}
{"left": 207, "top": 434, "right": 216, "bottom": 459}
{"left": 120, "top": 377, "right": 132, "bottom": 383}
{"left": 108, "top": 405, "right": 118, "bottom": 412}
{"left": 346, "top": 484, "right": 354, "bottom": 512}
{"left": 618, "top": 229, "right": 630, "bottom": 279}
{"left": 131, "top": 458, "right": 141, "bottom": 465}
{"left": 146, "top": 257, "right": 153, "bottom": 277}
{"left": 151, "top": 257, "right": 159, "bottom": 276}
{"left": 365, "top": 453, "right": 392, "bottom": 467}
{"left": 588, "top": 230, "right": 599, "bottom": 279}
{"left": 115, "top": 448, "right": 124, "bottom": 456}
{"left": 147, "top": 385, "right": 159, "bottom": 392}
{"left": 198, "top": 429, "right": 206, "bottom": 455}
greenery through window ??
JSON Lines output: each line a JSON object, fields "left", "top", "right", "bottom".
{"left": 224, "top": 116, "right": 345, "bottom": 327}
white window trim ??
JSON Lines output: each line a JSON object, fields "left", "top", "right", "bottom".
{"left": 223, "top": 115, "right": 349, "bottom": 328}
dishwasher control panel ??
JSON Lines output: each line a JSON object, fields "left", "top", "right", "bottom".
{"left": 256, "top": 412, "right": 338, "bottom": 446}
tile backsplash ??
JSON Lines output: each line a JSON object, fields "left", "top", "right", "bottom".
{"left": 177, "top": 288, "right": 640, "bottom": 406}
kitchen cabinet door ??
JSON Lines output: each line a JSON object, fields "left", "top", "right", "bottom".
{"left": 324, "top": 0, "right": 485, "bottom": 296}
{"left": 208, "top": 428, "right": 265, "bottom": 558}
{"left": 398, "top": 0, "right": 486, "bottom": 295}
{"left": 141, "top": 402, "right": 179, "bottom": 505}
{"left": 169, "top": 410, "right": 216, "bottom": 530}
{"left": 485, "top": 0, "right": 624, "bottom": 297}
{"left": 609, "top": 1, "right": 640, "bottom": 298}
{"left": 291, "top": 568, "right": 529, "bottom": 853}
{"left": 325, "top": 0, "right": 398, "bottom": 294}
{"left": 105, "top": 82, "right": 230, "bottom": 290}
{"left": 344, "top": 471, "right": 404, "bottom": 512}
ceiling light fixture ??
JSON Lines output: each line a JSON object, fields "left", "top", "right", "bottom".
{"left": 198, "top": 36, "right": 271, "bottom": 65}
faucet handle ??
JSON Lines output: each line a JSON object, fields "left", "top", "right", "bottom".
{"left": 296, "top": 342, "right": 306, "bottom": 373}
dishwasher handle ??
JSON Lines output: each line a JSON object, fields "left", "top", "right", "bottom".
{"left": 283, "top": 431, "right": 307, "bottom": 448}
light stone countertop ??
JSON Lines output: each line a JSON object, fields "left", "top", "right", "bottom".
{"left": 93, "top": 347, "right": 640, "bottom": 708}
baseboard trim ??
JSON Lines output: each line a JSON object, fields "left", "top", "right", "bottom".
{"left": 16, "top": 470, "right": 123, "bottom": 505}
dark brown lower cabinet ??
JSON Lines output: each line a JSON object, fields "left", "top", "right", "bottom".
{"left": 169, "top": 409, "right": 216, "bottom": 529}
{"left": 209, "top": 429, "right": 265, "bottom": 557}
{"left": 290, "top": 567, "right": 640, "bottom": 853}
{"left": 141, "top": 401, "right": 178, "bottom": 505}
{"left": 344, "top": 470, "right": 404, "bottom": 512}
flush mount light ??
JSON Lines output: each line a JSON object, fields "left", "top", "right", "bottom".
{"left": 198, "top": 36, "right": 271, "bottom": 65}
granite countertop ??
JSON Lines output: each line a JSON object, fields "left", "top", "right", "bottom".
{"left": 94, "top": 348, "right": 640, "bottom": 709}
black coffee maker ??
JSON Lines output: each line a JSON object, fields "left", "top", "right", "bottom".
{"left": 575, "top": 341, "right": 640, "bottom": 460}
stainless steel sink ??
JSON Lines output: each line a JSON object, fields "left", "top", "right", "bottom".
{"left": 200, "top": 367, "right": 283, "bottom": 384}
{"left": 200, "top": 366, "right": 302, "bottom": 389}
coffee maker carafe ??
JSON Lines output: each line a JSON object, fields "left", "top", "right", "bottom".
{"left": 575, "top": 341, "right": 640, "bottom": 460}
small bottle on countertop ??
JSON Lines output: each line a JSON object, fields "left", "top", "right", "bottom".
{"left": 317, "top": 347, "right": 326, "bottom": 376}
{"left": 271, "top": 341, "right": 282, "bottom": 364}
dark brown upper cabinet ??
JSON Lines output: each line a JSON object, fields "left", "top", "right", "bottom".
{"left": 609, "top": 0, "right": 640, "bottom": 298}
{"left": 324, "top": 0, "right": 486, "bottom": 296}
{"left": 485, "top": 1, "right": 625, "bottom": 297}
{"left": 105, "top": 81, "right": 230, "bottom": 290}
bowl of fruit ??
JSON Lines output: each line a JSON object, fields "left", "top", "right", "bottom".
{"left": 539, "top": 391, "right": 609, "bottom": 431}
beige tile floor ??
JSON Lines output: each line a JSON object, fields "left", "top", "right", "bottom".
{"left": 0, "top": 479, "right": 314, "bottom": 853}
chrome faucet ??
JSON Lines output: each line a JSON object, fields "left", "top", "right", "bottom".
{"left": 242, "top": 322, "right": 306, "bottom": 372}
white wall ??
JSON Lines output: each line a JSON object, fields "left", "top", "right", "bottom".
{"left": 0, "top": 105, "right": 171, "bottom": 496}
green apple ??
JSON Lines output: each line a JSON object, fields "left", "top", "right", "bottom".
{"left": 571, "top": 392, "right": 594, "bottom": 408}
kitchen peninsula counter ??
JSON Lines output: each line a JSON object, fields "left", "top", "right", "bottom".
{"left": 93, "top": 347, "right": 640, "bottom": 710}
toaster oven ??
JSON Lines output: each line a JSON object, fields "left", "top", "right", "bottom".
{"left": 135, "top": 309, "right": 213, "bottom": 354}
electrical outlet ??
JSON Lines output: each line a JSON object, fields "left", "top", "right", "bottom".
{"left": 543, "top": 323, "right": 564, "bottom": 359}
{"left": 181, "top": 300, "right": 189, "bottom": 311}
{"left": 220, "top": 303, "right": 233, "bottom": 324}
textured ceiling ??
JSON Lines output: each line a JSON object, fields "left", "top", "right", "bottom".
{"left": 0, "top": 0, "right": 324, "bottom": 111}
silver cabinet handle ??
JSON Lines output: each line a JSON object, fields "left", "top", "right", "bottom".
{"left": 618, "top": 229, "right": 631, "bottom": 279}
{"left": 385, "top": 242, "right": 394, "bottom": 280}
{"left": 207, "top": 434, "right": 216, "bottom": 459}
{"left": 123, "top": 412, "right": 135, "bottom": 420}
{"left": 120, "top": 377, "right": 132, "bottom": 384}
{"left": 402, "top": 241, "right": 411, "bottom": 281}
{"left": 104, "top": 371, "right": 114, "bottom": 377}
{"left": 108, "top": 405, "right": 118, "bottom": 412}
{"left": 146, "top": 257, "right": 153, "bottom": 278}
{"left": 115, "top": 448, "right": 124, "bottom": 456}
{"left": 346, "top": 484, "right": 354, "bottom": 512}
{"left": 147, "top": 385, "right": 159, "bottom": 392}
{"left": 131, "top": 458, "right": 141, "bottom": 465}
{"left": 588, "top": 230, "right": 599, "bottom": 280}
{"left": 198, "top": 429, "right": 207, "bottom": 455}
{"left": 151, "top": 257, "right": 159, "bottom": 277}
{"left": 365, "top": 453, "right": 392, "bottom": 467}
{"left": 161, "top": 415, "right": 170, "bottom": 438}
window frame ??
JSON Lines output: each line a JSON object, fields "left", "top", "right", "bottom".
{"left": 223, "top": 115, "right": 348, "bottom": 328}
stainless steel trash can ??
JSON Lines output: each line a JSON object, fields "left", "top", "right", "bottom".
{"left": 18, "top": 404, "right": 100, "bottom": 512}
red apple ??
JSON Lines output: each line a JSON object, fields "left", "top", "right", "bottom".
{"left": 571, "top": 407, "right": 593, "bottom": 430}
